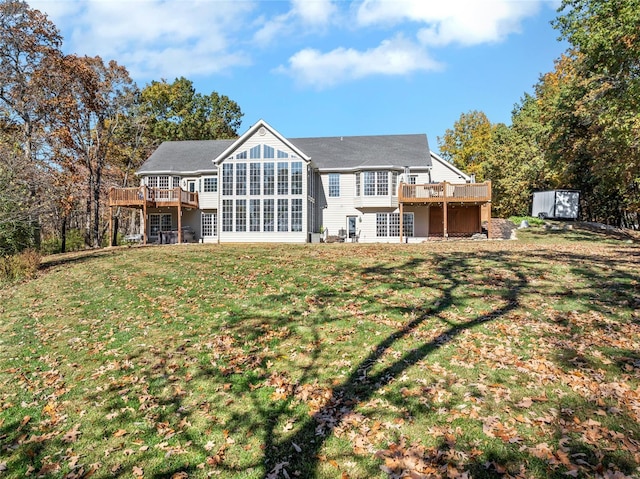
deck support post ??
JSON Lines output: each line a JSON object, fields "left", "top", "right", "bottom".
{"left": 399, "top": 202, "right": 404, "bottom": 244}
{"left": 142, "top": 201, "right": 147, "bottom": 245}
{"left": 443, "top": 201, "right": 448, "bottom": 239}
{"left": 108, "top": 207, "right": 113, "bottom": 248}
{"left": 178, "top": 202, "right": 183, "bottom": 244}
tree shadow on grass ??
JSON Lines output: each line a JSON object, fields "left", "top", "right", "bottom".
{"left": 252, "top": 250, "right": 529, "bottom": 478}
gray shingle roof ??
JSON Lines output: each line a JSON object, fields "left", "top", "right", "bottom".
{"left": 290, "top": 134, "right": 431, "bottom": 170}
{"left": 137, "top": 134, "right": 431, "bottom": 174}
{"left": 137, "top": 140, "right": 235, "bottom": 174}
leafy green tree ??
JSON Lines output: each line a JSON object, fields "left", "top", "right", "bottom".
{"left": 550, "top": 0, "right": 640, "bottom": 227}
{"left": 139, "top": 77, "right": 243, "bottom": 144}
{"left": 484, "top": 95, "right": 557, "bottom": 217}
{"left": 437, "top": 110, "right": 494, "bottom": 181}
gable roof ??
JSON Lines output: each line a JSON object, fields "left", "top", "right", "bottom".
{"left": 137, "top": 139, "right": 234, "bottom": 175}
{"left": 290, "top": 134, "right": 431, "bottom": 171}
{"left": 214, "top": 119, "right": 311, "bottom": 164}
{"left": 136, "top": 123, "right": 432, "bottom": 175}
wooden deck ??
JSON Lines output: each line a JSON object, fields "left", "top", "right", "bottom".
{"left": 108, "top": 186, "right": 199, "bottom": 209}
{"left": 399, "top": 181, "right": 491, "bottom": 204}
{"left": 398, "top": 181, "right": 492, "bottom": 242}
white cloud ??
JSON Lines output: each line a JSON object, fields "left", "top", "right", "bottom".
{"left": 254, "top": 0, "right": 337, "bottom": 45}
{"left": 278, "top": 35, "right": 441, "bottom": 89}
{"left": 357, "top": 0, "right": 541, "bottom": 46}
{"left": 28, "top": 0, "right": 255, "bottom": 80}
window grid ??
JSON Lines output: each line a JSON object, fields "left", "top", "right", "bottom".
{"left": 159, "top": 176, "right": 169, "bottom": 190}
{"left": 277, "top": 162, "right": 288, "bottom": 195}
{"left": 236, "top": 199, "right": 246, "bottom": 232}
{"left": 376, "top": 213, "right": 414, "bottom": 237}
{"left": 291, "top": 199, "right": 302, "bottom": 232}
{"left": 146, "top": 176, "right": 158, "bottom": 188}
{"left": 250, "top": 163, "right": 261, "bottom": 195}
{"left": 236, "top": 163, "right": 246, "bottom": 196}
{"left": 222, "top": 200, "right": 233, "bottom": 232}
{"left": 264, "top": 163, "right": 274, "bottom": 195}
{"left": 328, "top": 173, "right": 340, "bottom": 197}
{"left": 355, "top": 173, "right": 360, "bottom": 197}
{"left": 264, "top": 199, "right": 274, "bottom": 232}
{"left": 202, "top": 213, "right": 217, "bottom": 237}
{"left": 172, "top": 176, "right": 180, "bottom": 188}
{"left": 376, "top": 171, "right": 388, "bottom": 196}
{"left": 363, "top": 172, "right": 376, "bottom": 196}
{"left": 222, "top": 164, "right": 233, "bottom": 196}
{"left": 203, "top": 177, "right": 217, "bottom": 193}
{"left": 278, "top": 199, "right": 288, "bottom": 232}
{"left": 250, "top": 199, "right": 261, "bottom": 232}
{"left": 291, "top": 162, "right": 303, "bottom": 195}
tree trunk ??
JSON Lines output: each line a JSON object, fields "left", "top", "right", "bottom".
{"left": 112, "top": 216, "right": 119, "bottom": 246}
{"left": 61, "top": 216, "right": 67, "bottom": 253}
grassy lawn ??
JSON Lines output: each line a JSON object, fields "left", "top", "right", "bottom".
{"left": 1, "top": 226, "right": 639, "bottom": 478}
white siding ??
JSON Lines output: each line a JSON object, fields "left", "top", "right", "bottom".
{"left": 429, "top": 154, "right": 471, "bottom": 183}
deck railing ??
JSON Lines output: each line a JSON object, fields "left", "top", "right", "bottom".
{"left": 399, "top": 181, "right": 491, "bottom": 203}
{"left": 108, "top": 186, "right": 198, "bottom": 208}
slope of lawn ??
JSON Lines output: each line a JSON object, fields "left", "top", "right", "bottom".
{"left": 1, "top": 228, "right": 639, "bottom": 478}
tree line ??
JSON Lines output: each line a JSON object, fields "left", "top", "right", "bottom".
{"left": 438, "top": 0, "right": 639, "bottom": 229}
{"left": 0, "top": 0, "right": 243, "bottom": 255}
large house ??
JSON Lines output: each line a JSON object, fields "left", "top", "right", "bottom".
{"left": 108, "top": 120, "right": 491, "bottom": 244}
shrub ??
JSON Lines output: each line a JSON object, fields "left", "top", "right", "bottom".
{"left": 41, "top": 229, "right": 87, "bottom": 255}
{"left": 508, "top": 215, "right": 546, "bottom": 226}
{"left": 0, "top": 249, "right": 41, "bottom": 283}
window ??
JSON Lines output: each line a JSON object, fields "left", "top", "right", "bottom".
{"left": 159, "top": 176, "right": 170, "bottom": 190}
{"left": 363, "top": 172, "right": 376, "bottom": 196}
{"left": 264, "top": 145, "right": 274, "bottom": 159}
{"left": 376, "top": 212, "right": 414, "bottom": 237}
{"left": 328, "top": 173, "right": 340, "bottom": 197}
{"left": 236, "top": 199, "right": 246, "bottom": 232}
{"left": 222, "top": 200, "right": 233, "bottom": 232}
{"left": 409, "top": 175, "right": 417, "bottom": 185}
{"left": 277, "top": 162, "right": 288, "bottom": 195}
{"left": 278, "top": 199, "right": 288, "bottom": 232}
{"left": 291, "top": 162, "right": 303, "bottom": 195}
{"left": 250, "top": 199, "right": 261, "bottom": 232}
{"left": 377, "top": 171, "right": 388, "bottom": 196}
{"left": 223, "top": 164, "right": 233, "bottom": 196}
{"left": 277, "top": 149, "right": 288, "bottom": 158}
{"left": 355, "top": 173, "right": 360, "bottom": 196}
{"left": 250, "top": 163, "right": 261, "bottom": 195}
{"left": 392, "top": 172, "right": 398, "bottom": 195}
{"left": 363, "top": 171, "right": 391, "bottom": 196}
{"left": 291, "top": 199, "right": 302, "bottom": 232}
{"left": 264, "top": 163, "right": 274, "bottom": 195}
{"left": 263, "top": 199, "right": 274, "bottom": 232}
{"left": 203, "top": 177, "right": 217, "bottom": 193}
{"left": 149, "top": 213, "right": 172, "bottom": 236}
{"left": 236, "top": 163, "right": 246, "bottom": 195}
{"left": 146, "top": 176, "right": 158, "bottom": 188}
{"left": 376, "top": 214, "right": 388, "bottom": 237}
{"left": 172, "top": 176, "right": 180, "bottom": 188}
{"left": 250, "top": 145, "right": 261, "bottom": 159}
{"left": 236, "top": 151, "right": 247, "bottom": 159}
{"left": 202, "top": 212, "right": 217, "bottom": 237}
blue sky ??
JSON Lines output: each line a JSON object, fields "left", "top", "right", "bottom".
{"left": 30, "top": 0, "right": 567, "bottom": 153}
